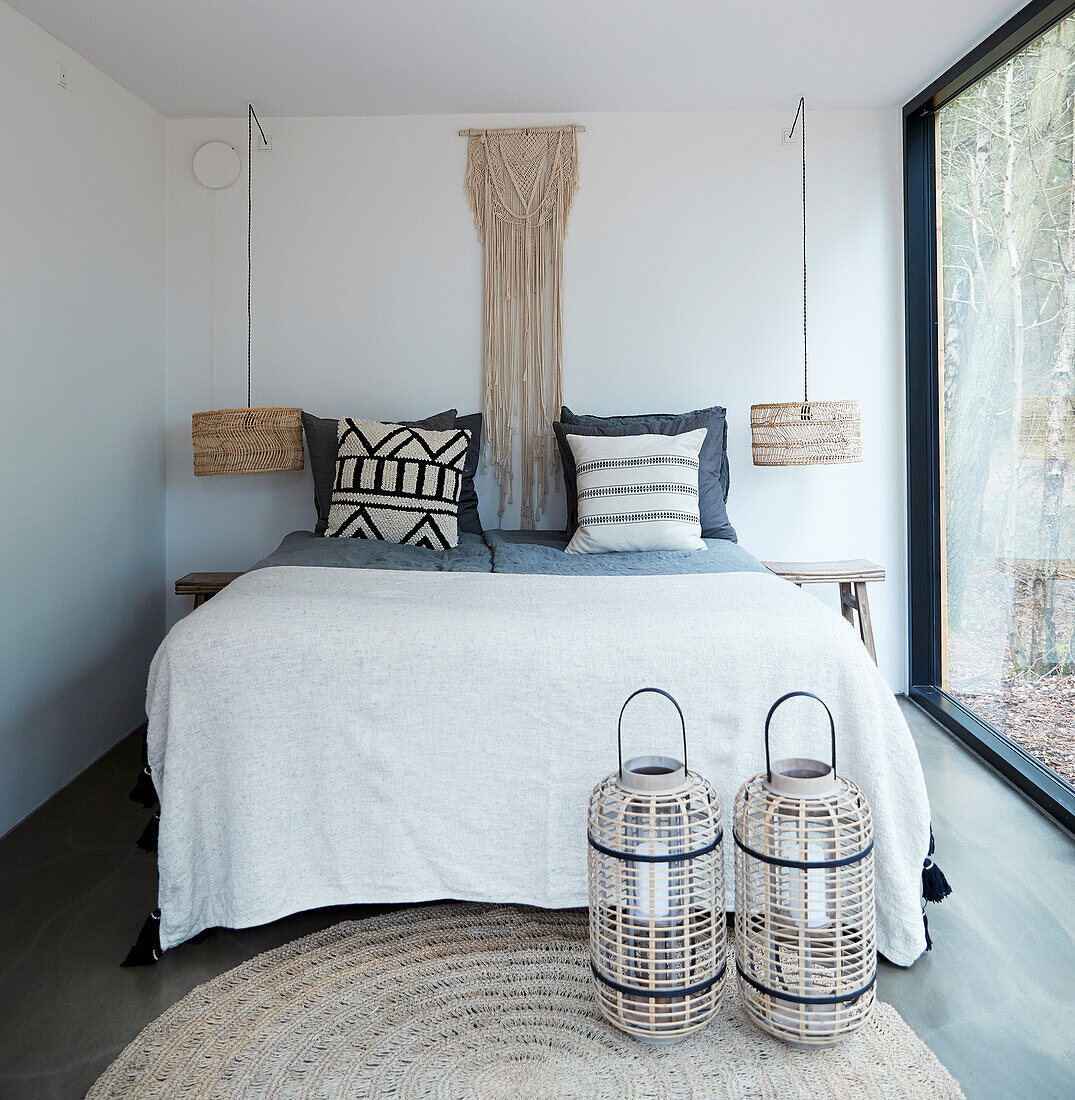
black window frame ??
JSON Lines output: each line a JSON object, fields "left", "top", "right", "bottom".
{"left": 905, "top": 0, "right": 1075, "bottom": 835}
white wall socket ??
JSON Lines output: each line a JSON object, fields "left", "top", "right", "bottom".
{"left": 56, "top": 63, "right": 68, "bottom": 89}
{"left": 781, "top": 128, "right": 795, "bottom": 144}
{"left": 258, "top": 135, "right": 274, "bottom": 152}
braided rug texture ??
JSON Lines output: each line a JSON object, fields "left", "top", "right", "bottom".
{"left": 89, "top": 903, "right": 964, "bottom": 1100}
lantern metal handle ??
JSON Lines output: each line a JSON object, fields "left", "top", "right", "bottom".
{"left": 763, "top": 691, "right": 836, "bottom": 782}
{"left": 618, "top": 688, "right": 688, "bottom": 777}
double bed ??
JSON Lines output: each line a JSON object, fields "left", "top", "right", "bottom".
{"left": 144, "top": 528, "right": 935, "bottom": 967}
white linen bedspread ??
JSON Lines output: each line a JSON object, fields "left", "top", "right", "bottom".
{"left": 147, "top": 566, "right": 931, "bottom": 965}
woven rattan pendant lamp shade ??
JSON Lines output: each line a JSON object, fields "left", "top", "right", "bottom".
{"left": 751, "top": 98, "right": 862, "bottom": 467}
{"left": 192, "top": 105, "right": 302, "bottom": 477}
{"left": 192, "top": 407, "right": 302, "bottom": 476}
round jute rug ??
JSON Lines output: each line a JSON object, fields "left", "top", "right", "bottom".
{"left": 89, "top": 903, "right": 964, "bottom": 1100}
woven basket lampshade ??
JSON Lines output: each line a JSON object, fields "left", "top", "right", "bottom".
{"left": 753, "top": 98, "right": 862, "bottom": 468}
{"left": 192, "top": 407, "right": 303, "bottom": 476}
{"left": 733, "top": 691, "right": 876, "bottom": 1049}
{"left": 750, "top": 401, "right": 863, "bottom": 466}
{"left": 588, "top": 689, "right": 725, "bottom": 1044}
{"left": 191, "top": 107, "right": 304, "bottom": 478}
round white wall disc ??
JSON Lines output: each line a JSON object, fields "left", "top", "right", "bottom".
{"left": 193, "top": 142, "right": 241, "bottom": 189}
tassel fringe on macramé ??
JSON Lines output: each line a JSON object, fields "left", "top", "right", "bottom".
{"left": 465, "top": 126, "right": 580, "bottom": 527}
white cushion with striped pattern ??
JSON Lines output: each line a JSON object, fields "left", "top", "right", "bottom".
{"left": 564, "top": 429, "right": 708, "bottom": 554}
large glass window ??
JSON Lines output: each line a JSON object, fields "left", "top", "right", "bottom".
{"left": 906, "top": 0, "right": 1075, "bottom": 830}
{"left": 936, "top": 13, "right": 1075, "bottom": 790}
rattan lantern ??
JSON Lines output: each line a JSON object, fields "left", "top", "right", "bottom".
{"left": 588, "top": 688, "right": 725, "bottom": 1044}
{"left": 751, "top": 97, "right": 862, "bottom": 467}
{"left": 192, "top": 105, "right": 303, "bottom": 477}
{"left": 733, "top": 691, "right": 876, "bottom": 1048}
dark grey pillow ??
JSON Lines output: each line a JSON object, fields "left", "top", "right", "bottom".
{"left": 554, "top": 405, "right": 736, "bottom": 542}
{"left": 454, "top": 413, "right": 483, "bottom": 535}
{"left": 302, "top": 410, "right": 457, "bottom": 535}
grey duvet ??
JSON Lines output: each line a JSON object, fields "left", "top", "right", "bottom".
{"left": 251, "top": 530, "right": 494, "bottom": 572}
{"left": 251, "top": 528, "right": 769, "bottom": 577}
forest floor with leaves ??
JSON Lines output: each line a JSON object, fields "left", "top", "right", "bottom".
{"left": 947, "top": 569, "right": 1075, "bottom": 788}
{"left": 950, "top": 680, "right": 1075, "bottom": 784}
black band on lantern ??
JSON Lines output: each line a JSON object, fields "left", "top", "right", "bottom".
{"left": 591, "top": 958, "right": 727, "bottom": 1000}
{"left": 732, "top": 830, "right": 874, "bottom": 869}
{"left": 587, "top": 829, "right": 723, "bottom": 863}
{"left": 735, "top": 961, "right": 877, "bottom": 1006}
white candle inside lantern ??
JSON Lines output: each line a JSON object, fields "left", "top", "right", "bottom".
{"left": 783, "top": 836, "right": 829, "bottom": 929}
{"left": 769, "top": 760, "right": 838, "bottom": 931}
{"left": 623, "top": 828, "right": 670, "bottom": 921}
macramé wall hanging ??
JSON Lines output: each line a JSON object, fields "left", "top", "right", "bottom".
{"left": 462, "top": 124, "right": 582, "bottom": 526}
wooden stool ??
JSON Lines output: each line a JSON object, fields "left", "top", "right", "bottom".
{"left": 174, "top": 572, "right": 245, "bottom": 608}
{"left": 762, "top": 560, "right": 885, "bottom": 664}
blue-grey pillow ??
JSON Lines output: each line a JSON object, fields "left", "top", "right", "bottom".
{"left": 554, "top": 405, "right": 736, "bottom": 541}
{"left": 453, "top": 412, "right": 483, "bottom": 535}
{"left": 303, "top": 409, "right": 457, "bottom": 535}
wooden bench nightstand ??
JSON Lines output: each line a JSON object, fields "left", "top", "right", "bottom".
{"left": 762, "top": 559, "right": 885, "bottom": 664}
{"left": 174, "top": 572, "right": 245, "bottom": 608}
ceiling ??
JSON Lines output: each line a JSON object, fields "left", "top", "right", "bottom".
{"left": 9, "top": 0, "right": 1026, "bottom": 119}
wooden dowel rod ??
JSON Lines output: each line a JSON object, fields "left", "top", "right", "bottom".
{"left": 458, "top": 124, "right": 585, "bottom": 136}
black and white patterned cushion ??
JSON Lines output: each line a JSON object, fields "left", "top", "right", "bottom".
{"left": 564, "top": 429, "right": 708, "bottom": 554}
{"left": 324, "top": 419, "right": 472, "bottom": 549}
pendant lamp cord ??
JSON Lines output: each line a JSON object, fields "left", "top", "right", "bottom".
{"left": 789, "top": 96, "right": 808, "bottom": 407}
{"left": 247, "top": 104, "right": 268, "bottom": 409}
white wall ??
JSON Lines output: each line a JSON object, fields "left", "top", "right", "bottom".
{"left": 0, "top": 2, "right": 166, "bottom": 834}
{"left": 164, "top": 109, "right": 907, "bottom": 688}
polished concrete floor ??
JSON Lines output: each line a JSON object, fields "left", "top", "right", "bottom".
{"left": 0, "top": 699, "right": 1072, "bottom": 1099}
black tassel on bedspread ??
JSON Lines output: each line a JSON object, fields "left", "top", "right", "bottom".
{"left": 122, "top": 909, "right": 161, "bottom": 967}
{"left": 921, "top": 826, "right": 952, "bottom": 950}
{"left": 136, "top": 811, "right": 159, "bottom": 853}
{"left": 122, "top": 915, "right": 212, "bottom": 966}
{"left": 129, "top": 765, "right": 158, "bottom": 809}
{"left": 131, "top": 727, "right": 161, "bottom": 853}
{"left": 129, "top": 727, "right": 159, "bottom": 809}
